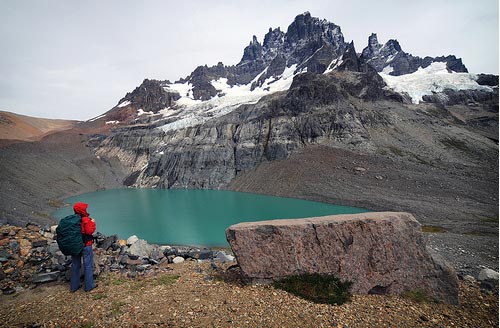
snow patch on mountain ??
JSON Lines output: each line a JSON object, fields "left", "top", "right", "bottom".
{"left": 324, "top": 58, "right": 343, "bottom": 74}
{"left": 137, "top": 109, "right": 154, "bottom": 116}
{"left": 381, "top": 62, "right": 494, "bottom": 104}
{"left": 117, "top": 100, "right": 131, "bottom": 108}
{"left": 165, "top": 82, "right": 201, "bottom": 107}
{"left": 158, "top": 65, "right": 299, "bottom": 132}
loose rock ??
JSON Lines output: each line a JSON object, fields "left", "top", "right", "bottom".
{"left": 478, "top": 268, "right": 499, "bottom": 282}
{"left": 126, "top": 235, "right": 139, "bottom": 246}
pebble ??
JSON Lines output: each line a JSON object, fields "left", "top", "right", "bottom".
{"left": 478, "top": 268, "right": 499, "bottom": 282}
{"left": 126, "top": 235, "right": 139, "bottom": 246}
{"left": 173, "top": 257, "right": 185, "bottom": 264}
{"left": 463, "top": 275, "right": 476, "bottom": 284}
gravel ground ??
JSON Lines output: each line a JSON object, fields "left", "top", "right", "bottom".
{"left": 425, "top": 232, "right": 499, "bottom": 278}
{"left": 0, "top": 261, "right": 498, "bottom": 328}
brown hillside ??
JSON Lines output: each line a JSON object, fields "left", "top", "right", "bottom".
{"left": 0, "top": 111, "right": 78, "bottom": 145}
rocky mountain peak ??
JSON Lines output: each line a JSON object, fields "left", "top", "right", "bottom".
{"left": 360, "top": 34, "right": 466, "bottom": 76}
{"left": 361, "top": 33, "right": 383, "bottom": 59}
{"left": 116, "top": 79, "right": 180, "bottom": 114}
{"left": 241, "top": 36, "right": 263, "bottom": 62}
{"left": 263, "top": 27, "right": 284, "bottom": 48}
{"left": 368, "top": 33, "right": 381, "bottom": 48}
{"left": 384, "top": 39, "right": 402, "bottom": 53}
{"left": 104, "top": 12, "right": 472, "bottom": 125}
{"left": 284, "top": 12, "right": 344, "bottom": 51}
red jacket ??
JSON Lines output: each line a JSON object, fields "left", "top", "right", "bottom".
{"left": 73, "top": 202, "right": 96, "bottom": 246}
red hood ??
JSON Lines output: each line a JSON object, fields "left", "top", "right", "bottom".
{"left": 73, "top": 202, "right": 89, "bottom": 217}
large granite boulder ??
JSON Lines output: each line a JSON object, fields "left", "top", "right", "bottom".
{"left": 226, "top": 212, "right": 459, "bottom": 304}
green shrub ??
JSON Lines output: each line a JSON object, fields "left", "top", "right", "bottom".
{"left": 421, "top": 225, "right": 446, "bottom": 233}
{"left": 152, "top": 274, "right": 180, "bottom": 286}
{"left": 480, "top": 217, "right": 498, "bottom": 223}
{"left": 402, "top": 290, "right": 440, "bottom": 303}
{"left": 47, "top": 198, "right": 65, "bottom": 208}
{"left": 91, "top": 293, "right": 106, "bottom": 300}
{"left": 273, "top": 273, "right": 352, "bottom": 305}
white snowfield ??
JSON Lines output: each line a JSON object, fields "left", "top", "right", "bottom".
{"left": 380, "top": 62, "right": 494, "bottom": 104}
{"left": 151, "top": 61, "right": 494, "bottom": 132}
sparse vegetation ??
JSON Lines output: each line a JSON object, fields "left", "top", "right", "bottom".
{"left": 273, "top": 273, "right": 352, "bottom": 305}
{"left": 34, "top": 211, "right": 50, "bottom": 219}
{"left": 410, "top": 153, "right": 435, "bottom": 166}
{"left": 66, "top": 176, "right": 83, "bottom": 185}
{"left": 91, "top": 293, "right": 107, "bottom": 300}
{"left": 0, "top": 261, "right": 497, "bottom": 327}
{"left": 441, "top": 138, "right": 470, "bottom": 153}
{"left": 110, "top": 301, "right": 126, "bottom": 316}
{"left": 422, "top": 225, "right": 447, "bottom": 233}
{"left": 47, "top": 198, "right": 65, "bottom": 208}
{"left": 479, "top": 217, "right": 498, "bottom": 223}
{"left": 402, "top": 290, "right": 440, "bottom": 304}
{"left": 388, "top": 146, "right": 404, "bottom": 157}
{"left": 151, "top": 274, "right": 180, "bottom": 286}
{"left": 101, "top": 275, "right": 126, "bottom": 286}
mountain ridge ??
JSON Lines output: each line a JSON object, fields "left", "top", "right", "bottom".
{"left": 98, "top": 11, "right": 480, "bottom": 130}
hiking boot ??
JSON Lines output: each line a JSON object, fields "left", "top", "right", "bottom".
{"left": 85, "top": 283, "right": 98, "bottom": 292}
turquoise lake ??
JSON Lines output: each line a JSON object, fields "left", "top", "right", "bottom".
{"left": 53, "top": 189, "right": 368, "bottom": 247}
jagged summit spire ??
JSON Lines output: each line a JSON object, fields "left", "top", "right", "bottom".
{"left": 174, "top": 12, "right": 467, "bottom": 101}
{"left": 360, "top": 33, "right": 467, "bottom": 76}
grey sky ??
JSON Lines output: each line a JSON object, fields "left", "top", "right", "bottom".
{"left": 0, "top": 0, "right": 498, "bottom": 120}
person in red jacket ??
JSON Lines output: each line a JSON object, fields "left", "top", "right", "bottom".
{"left": 70, "top": 202, "right": 97, "bottom": 292}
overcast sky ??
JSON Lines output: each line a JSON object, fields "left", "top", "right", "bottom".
{"left": 0, "top": 0, "right": 498, "bottom": 120}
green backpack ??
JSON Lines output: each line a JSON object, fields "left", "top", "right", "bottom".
{"left": 56, "top": 214, "right": 83, "bottom": 256}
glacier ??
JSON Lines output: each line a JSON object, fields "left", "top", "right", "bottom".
{"left": 380, "top": 62, "right": 494, "bottom": 104}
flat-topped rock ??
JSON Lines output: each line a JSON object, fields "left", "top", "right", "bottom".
{"left": 226, "top": 212, "right": 459, "bottom": 304}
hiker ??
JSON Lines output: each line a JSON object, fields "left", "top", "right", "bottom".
{"left": 70, "top": 202, "right": 97, "bottom": 292}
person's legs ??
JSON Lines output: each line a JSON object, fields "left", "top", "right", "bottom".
{"left": 82, "top": 245, "right": 95, "bottom": 291}
{"left": 70, "top": 253, "right": 82, "bottom": 292}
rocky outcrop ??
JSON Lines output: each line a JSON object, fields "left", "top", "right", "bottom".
{"left": 476, "top": 74, "right": 499, "bottom": 87}
{"left": 360, "top": 33, "right": 468, "bottom": 75}
{"left": 176, "top": 12, "right": 349, "bottom": 101}
{"left": 226, "top": 212, "right": 459, "bottom": 304}
{"left": 421, "top": 87, "right": 499, "bottom": 108}
{"left": 117, "top": 79, "right": 181, "bottom": 113}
